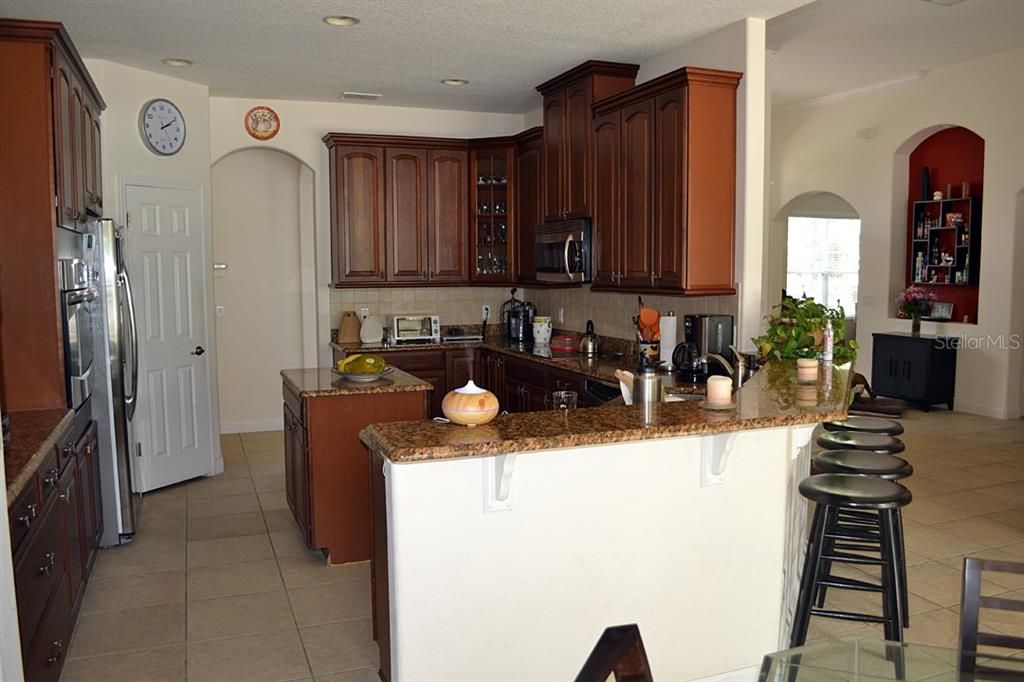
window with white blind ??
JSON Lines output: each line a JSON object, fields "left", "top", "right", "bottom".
{"left": 786, "top": 216, "right": 861, "bottom": 317}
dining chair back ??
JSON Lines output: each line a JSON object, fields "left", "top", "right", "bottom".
{"left": 959, "top": 557, "right": 1024, "bottom": 674}
{"left": 575, "top": 624, "right": 653, "bottom": 682}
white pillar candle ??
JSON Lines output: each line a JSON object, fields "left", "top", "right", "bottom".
{"left": 706, "top": 376, "right": 733, "bottom": 406}
{"left": 796, "top": 358, "right": 819, "bottom": 383}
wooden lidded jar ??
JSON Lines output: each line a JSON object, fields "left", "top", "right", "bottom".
{"left": 441, "top": 380, "right": 500, "bottom": 427}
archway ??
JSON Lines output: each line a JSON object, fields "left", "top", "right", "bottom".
{"left": 767, "top": 191, "right": 861, "bottom": 337}
{"left": 212, "top": 148, "right": 315, "bottom": 433}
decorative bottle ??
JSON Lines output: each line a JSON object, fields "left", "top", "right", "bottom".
{"left": 822, "top": 320, "right": 834, "bottom": 366}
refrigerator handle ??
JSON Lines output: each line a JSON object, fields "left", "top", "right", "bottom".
{"left": 121, "top": 269, "right": 140, "bottom": 420}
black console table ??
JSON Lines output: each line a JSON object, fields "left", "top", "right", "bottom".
{"left": 871, "top": 333, "right": 958, "bottom": 411}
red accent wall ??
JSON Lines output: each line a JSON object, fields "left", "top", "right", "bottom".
{"left": 906, "top": 126, "right": 984, "bottom": 324}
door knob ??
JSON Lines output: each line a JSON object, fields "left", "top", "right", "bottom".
{"left": 191, "top": 346, "right": 206, "bottom": 356}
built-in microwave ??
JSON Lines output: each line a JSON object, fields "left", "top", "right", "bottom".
{"left": 534, "top": 219, "right": 591, "bottom": 283}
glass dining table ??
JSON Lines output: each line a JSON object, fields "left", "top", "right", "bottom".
{"left": 759, "top": 637, "right": 1024, "bottom": 681}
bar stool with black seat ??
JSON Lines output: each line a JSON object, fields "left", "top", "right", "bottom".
{"left": 811, "top": 449, "right": 914, "bottom": 627}
{"left": 823, "top": 416, "right": 904, "bottom": 437}
{"left": 790, "top": 474, "right": 912, "bottom": 648}
{"left": 816, "top": 430, "right": 906, "bottom": 454}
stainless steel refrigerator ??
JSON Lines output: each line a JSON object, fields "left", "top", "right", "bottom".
{"left": 86, "top": 218, "right": 139, "bottom": 545}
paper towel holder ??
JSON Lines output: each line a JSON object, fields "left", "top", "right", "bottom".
{"left": 659, "top": 311, "right": 677, "bottom": 371}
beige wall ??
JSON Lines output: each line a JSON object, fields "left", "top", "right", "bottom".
{"left": 770, "top": 46, "right": 1024, "bottom": 418}
{"left": 213, "top": 149, "right": 307, "bottom": 432}
{"left": 329, "top": 287, "right": 513, "bottom": 331}
{"left": 207, "top": 97, "right": 527, "bottom": 366}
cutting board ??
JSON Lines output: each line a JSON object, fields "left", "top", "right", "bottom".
{"left": 338, "top": 311, "right": 361, "bottom": 344}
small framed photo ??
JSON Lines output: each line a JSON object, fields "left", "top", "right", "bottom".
{"left": 929, "top": 301, "right": 954, "bottom": 320}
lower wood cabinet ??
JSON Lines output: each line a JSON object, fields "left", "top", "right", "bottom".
{"left": 282, "top": 381, "right": 427, "bottom": 564}
{"left": 9, "top": 413, "right": 99, "bottom": 682}
{"left": 871, "top": 333, "right": 957, "bottom": 410}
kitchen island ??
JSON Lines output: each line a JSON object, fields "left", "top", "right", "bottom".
{"left": 360, "top": 361, "right": 852, "bottom": 682}
{"left": 280, "top": 367, "right": 431, "bottom": 565}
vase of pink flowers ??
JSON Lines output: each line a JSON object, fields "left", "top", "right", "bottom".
{"left": 896, "top": 286, "right": 936, "bottom": 337}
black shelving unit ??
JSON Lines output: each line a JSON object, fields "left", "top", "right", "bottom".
{"left": 909, "top": 197, "right": 981, "bottom": 286}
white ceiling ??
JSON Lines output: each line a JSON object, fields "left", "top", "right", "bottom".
{"left": 2, "top": 0, "right": 808, "bottom": 113}
{"left": 768, "top": 0, "right": 1024, "bottom": 109}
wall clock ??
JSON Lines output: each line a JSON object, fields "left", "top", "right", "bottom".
{"left": 139, "top": 98, "right": 186, "bottom": 156}
{"left": 244, "top": 106, "right": 281, "bottom": 141}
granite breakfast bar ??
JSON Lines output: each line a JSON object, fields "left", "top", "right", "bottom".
{"left": 360, "top": 361, "right": 852, "bottom": 682}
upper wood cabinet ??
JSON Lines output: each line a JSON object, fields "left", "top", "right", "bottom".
{"left": 514, "top": 128, "right": 543, "bottom": 283}
{"left": 323, "top": 134, "right": 480, "bottom": 287}
{"left": 0, "top": 20, "right": 104, "bottom": 411}
{"left": 385, "top": 148, "right": 428, "bottom": 282}
{"left": 329, "top": 144, "right": 387, "bottom": 283}
{"left": 536, "top": 61, "right": 638, "bottom": 223}
{"left": 591, "top": 67, "right": 742, "bottom": 295}
{"left": 427, "top": 149, "right": 469, "bottom": 282}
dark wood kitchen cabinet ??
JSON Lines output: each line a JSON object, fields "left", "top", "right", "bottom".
{"left": 325, "top": 134, "right": 470, "bottom": 286}
{"left": 514, "top": 128, "right": 543, "bottom": 282}
{"left": 0, "top": 21, "right": 105, "bottom": 411}
{"left": 330, "top": 144, "right": 388, "bottom": 283}
{"left": 427, "top": 149, "right": 470, "bottom": 282}
{"left": 8, "top": 409, "right": 99, "bottom": 682}
{"left": 283, "top": 400, "right": 310, "bottom": 543}
{"left": 871, "top": 333, "right": 957, "bottom": 410}
{"left": 385, "top": 148, "right": 428, "bottom": 282}
{"left": 469, "top": 142, "right": 516, "bottom": 283}
{"left": 592, "top": 66, "right": 742, "bottom": 296}
{"left": 536, "top": 61, "right": 638, "bottom": 223}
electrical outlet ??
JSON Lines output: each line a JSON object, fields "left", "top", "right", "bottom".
{"left": 358, "top": 307, "right": 369, "bottom": 321}
{"left": 558, "top": 308, "right": 564, "bottom": 324}
{"left": 482, "top": 304, "right": 491, "bottom": 320}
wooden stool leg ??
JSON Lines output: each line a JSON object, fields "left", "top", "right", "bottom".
{"left": 790, "top": 504, "right": 830, "bottom": 648}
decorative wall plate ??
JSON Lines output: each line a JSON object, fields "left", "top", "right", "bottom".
{"left": 244, "top": 106, "right": 280, "bottom": 141}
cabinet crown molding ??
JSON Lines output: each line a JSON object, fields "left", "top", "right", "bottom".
{"left": 593, "top": 66, "right": 742, "bottom": 115}
{"left": 0, "top": 19, "right": 106, "bottom": 110}
{"left": 535, "top": 60, "right": 639, "bottom": 96}
{"left": 322, "top": 132, "right": 470, "bottom": 150}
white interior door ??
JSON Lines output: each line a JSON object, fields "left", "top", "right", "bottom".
{"left": 125, "top": 181, "right": 215, "bottom": 491}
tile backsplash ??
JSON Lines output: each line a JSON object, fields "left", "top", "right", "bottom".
{"left": 329, "top": 285, "right": 738, "bottom": 343}
{"left": 329, "top": 287, "right": 515, "bottom": 329}
{"left": 521, "top": 286, "right": 738, "bottom": 342}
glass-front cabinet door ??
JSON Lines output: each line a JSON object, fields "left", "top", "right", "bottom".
{"left": 470, "top": 146, "right": 515, "bottom": 283}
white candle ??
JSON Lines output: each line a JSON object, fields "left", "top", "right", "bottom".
{"left": 706, "top": 376, "right": 733, "bottom": 406}
{"left": 796, "top": 358, "right": 818, "bottom": 383}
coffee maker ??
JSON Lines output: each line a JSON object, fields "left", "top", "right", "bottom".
{"left": 672, "top": 314, "right": 734, "bottom": 381}
{"left": 506, "top": 302, "right": 536, "bottom": 343}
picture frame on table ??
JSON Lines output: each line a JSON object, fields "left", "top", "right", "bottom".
{"left": 926, "top": 301, "right": 954, "bottom": 321}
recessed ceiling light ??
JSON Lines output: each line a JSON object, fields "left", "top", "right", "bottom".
{"left": 323, "top": 15, "right": 360, "bottom": 26}
{"left": 161, "top": 58, "right": 193, "bottom": 67}
{"left": 441, "top": 78, "right": 469, "bottom": 87}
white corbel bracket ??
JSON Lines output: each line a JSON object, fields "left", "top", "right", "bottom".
{"left": 484, "top": 454, "right": 517, "bottom": 512}
{"left": 701, "top": 432, "right": 737, "bottom": 486}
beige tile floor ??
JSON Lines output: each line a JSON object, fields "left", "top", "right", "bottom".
{"left": 60, "top": 411, "right": 1024, "bottom": 680}
{"left": 62, "top": 431, "right": 377, "bottom": 682}
{"left": 805, "top": 410, "right": 1024, "bottom": 653}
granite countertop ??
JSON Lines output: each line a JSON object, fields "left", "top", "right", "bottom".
{"left": 281, "top": 367, "right": 433, "bottom": 398}
{"left": 360, "top": 361, "right": 851, "bottom": 463}
{"left": 332, "top": 339, "right": 634, "bottom": 385}
{"left": 5, "top": 409, "right": 75, "bottom": 501}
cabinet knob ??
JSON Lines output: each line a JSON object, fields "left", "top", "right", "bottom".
{"left": 43, "top": 468, "right": 60, "bottom": 489}
{"left": 46, "top": 640, "right": 64, "bottom": 666}
{"left": 19, "top": 503, "right": 38, "bottom": 528}
{"left": 38, "top": 551, "right": 56, "bottom": 577}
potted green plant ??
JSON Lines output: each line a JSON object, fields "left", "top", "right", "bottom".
{"left": 752, "top": 295, "right": 857, "bottom": 365}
